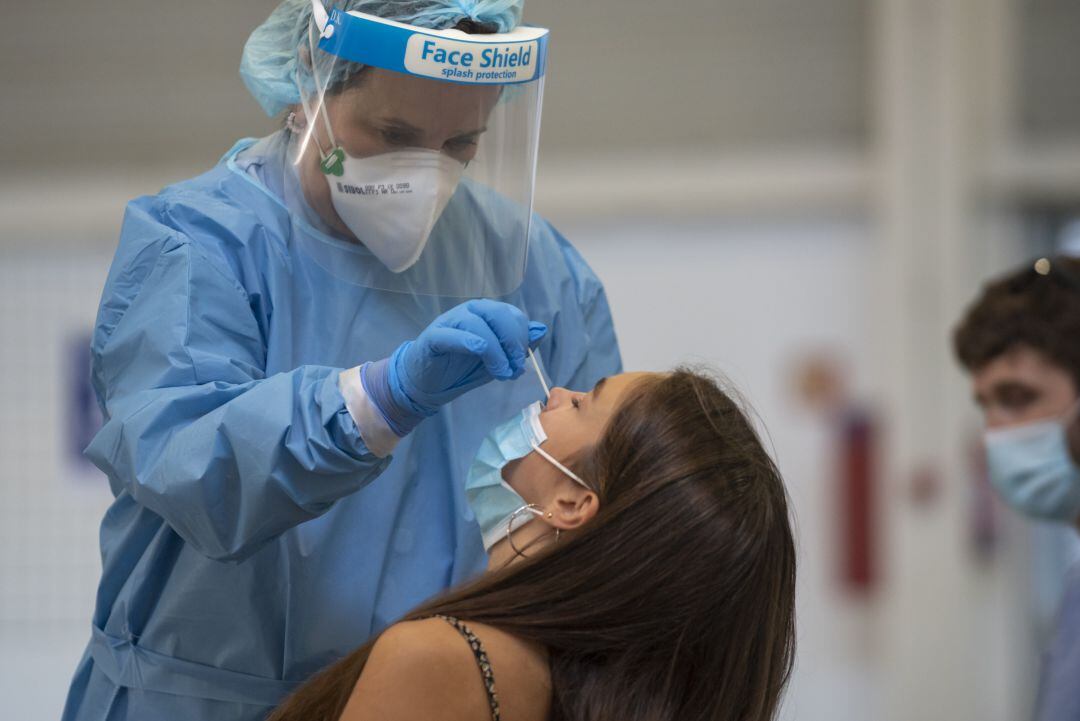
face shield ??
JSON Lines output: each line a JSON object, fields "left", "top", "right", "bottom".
{"left": 294, "top": 2, "right": 548, "bottom": 297}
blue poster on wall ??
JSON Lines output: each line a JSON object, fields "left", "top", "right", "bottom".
{"left": 67, "top": 333, "right": 104, "bottom": 475}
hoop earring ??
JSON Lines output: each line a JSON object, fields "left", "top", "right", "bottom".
{"left": 506, "top": 504, "right": 542, "bottom": 558}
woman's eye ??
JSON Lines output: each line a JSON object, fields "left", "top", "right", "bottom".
{"left": 445, "top": 138, "right": 478, "bottom": 152}
{"left": 571, "top": 397, "right": 581, "bottom": 410}
{"left": 380, "top": 129, "right": 412, "bottom": 146}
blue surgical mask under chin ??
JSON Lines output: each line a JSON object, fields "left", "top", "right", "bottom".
{"left": 984, "top": 409, "right": 1080, "bottom": 522}
{"left": 466, "top": 400, "right": 588, "bottom": 551}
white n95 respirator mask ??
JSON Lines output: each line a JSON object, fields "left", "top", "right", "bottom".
{"left": 323, "top": 147, "right": 464, "bottom": 273}
{"left": 296, "top": 61, "right": 465, "bottom": 274}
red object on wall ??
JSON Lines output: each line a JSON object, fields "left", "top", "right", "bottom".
{"left": 839, "top": 409, "right": 876, "bottom": 593}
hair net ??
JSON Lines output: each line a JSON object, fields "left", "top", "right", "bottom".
{"left": 240, "top": 0, "right": 525, "bottom": 117}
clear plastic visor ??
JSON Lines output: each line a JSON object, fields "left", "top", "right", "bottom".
{"left": 292, "top": 10, "right": 547, "bottom": 298}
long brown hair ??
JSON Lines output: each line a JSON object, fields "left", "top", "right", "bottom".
{"left": 269, "top": 368, "right": 797, "bottom": 721}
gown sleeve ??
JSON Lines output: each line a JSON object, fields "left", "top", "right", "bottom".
{"left": 86, "top": 197, "right": 391, "bottom": 562}
{"left": 548, "top": 224, "right": 624, "bottom": 389}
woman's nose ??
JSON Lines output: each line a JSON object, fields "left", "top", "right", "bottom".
{"left": 546, "top": 387, "right": 572, "bottom": 409}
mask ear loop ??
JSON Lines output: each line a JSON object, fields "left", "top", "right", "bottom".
{"left": 506, "top": 504, "right": 559, "bottom": 559}
{"left": 309, "top": 0, "right": 329, "bottom": 34}
{"left": 294, "top": 74, "right": 330, "bottom": 161}
{"left": 295, "top": 18, "right": 346, "bottom": 175}
{"left": 530, "top": 442, "right": 589, "bottom": 489}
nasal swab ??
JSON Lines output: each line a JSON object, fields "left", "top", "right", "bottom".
{"left": 528, "top": 348, "right": 551, "bottom": 400}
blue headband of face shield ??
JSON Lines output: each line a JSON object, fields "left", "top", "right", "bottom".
{"left": 240, "top": 0, "right": 543, "bottom": 117}
{"left": 313, "top": 6, "right": 548, "bottom": 84}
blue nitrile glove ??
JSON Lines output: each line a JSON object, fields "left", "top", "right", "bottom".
{"left": 362, "top": 300, "right": 548, "bottom": 436}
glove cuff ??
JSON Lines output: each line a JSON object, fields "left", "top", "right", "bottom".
{"left": 362, "top": 358, "right": 412, "bottom": 436}
{"left": 339, "top": 366, "right": 401, "bottom": 457}
{"left": 362, "top": 358, "right": 426, "bottom": 437}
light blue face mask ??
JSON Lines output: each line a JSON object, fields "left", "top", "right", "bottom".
{"left": 984, "top": 407, "right": 1080, "bottom": 522}
{"left": 466, "top": 399, "right": 589, "bottom": 551}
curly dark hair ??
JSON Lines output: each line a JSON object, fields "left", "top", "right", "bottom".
{"left": 953, "top": 257, "right": 1080, "bottom": 383}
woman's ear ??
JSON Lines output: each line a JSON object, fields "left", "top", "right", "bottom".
{"left": 547, "top": 479, "right": 598, "bottom": 531}
{"left": 286, "top": 105, "right": 309, "bottom": 132}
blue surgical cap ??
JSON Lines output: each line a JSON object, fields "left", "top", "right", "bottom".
{"left": 240, "top": 0, "right": 525, "bottom": 117}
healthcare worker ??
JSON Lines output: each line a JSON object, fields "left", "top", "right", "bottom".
{"left": 61, "top": 1, "right": 621, "bottom": 720}
{"left": 953, "top": 257, "right": 1080, "bottom": 721}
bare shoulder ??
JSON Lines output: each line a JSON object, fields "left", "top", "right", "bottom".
{"left": 338, "top": 617, "right": 550, "bottom": 721}
{"left": 450, "top": 619, "right": 552, "bottom": 721}
{"left": 338, "top": 618, "right": 482, "bottom": 721}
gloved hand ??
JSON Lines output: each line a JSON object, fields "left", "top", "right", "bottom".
{"left": 362, "top": 300, "right": 547, "bottom": 436}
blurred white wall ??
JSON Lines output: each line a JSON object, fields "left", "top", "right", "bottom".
{"left": 0, "top": 255, "right": 115, "bottom": 718}
{"left": 1018, "top": 0, "right": 1080, "bottom": 143}
{"left": 1, "top": 0, "right": 869, "bottom": 170}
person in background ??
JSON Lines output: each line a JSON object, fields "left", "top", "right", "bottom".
{"left": 270, "top": 369, "right": 797, "bottom": 721}
{"left": 953, "top": 256, "right": 1080, "bottom": 721}
{"left": 62, "top": 1, "right": 621, "bottom": 719}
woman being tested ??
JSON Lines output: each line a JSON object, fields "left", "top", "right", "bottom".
{"left": 270, "top": 369, "right": 798, "bottom": 721}
{"left": 62, "top": 2, "right": 620, "bottom": 720}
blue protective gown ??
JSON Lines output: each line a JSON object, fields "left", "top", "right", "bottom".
{"left": 1036, "top": 562, "right": 1080, "bottom": 721}
{"left": 62, "top": 131, "right": 622, "bottom": 721}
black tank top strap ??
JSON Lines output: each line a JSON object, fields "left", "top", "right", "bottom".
{"left": 434, "top": 614, "right": 501, "bottom": 721}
